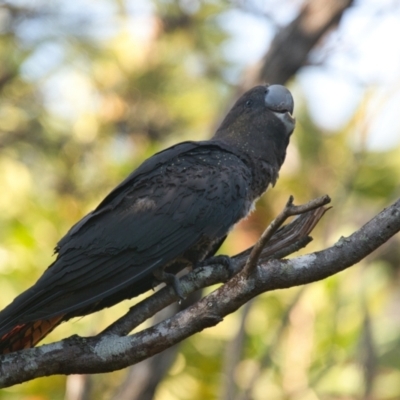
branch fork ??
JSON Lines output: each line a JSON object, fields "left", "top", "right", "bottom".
{"left": 3, "top": 194, "right": 400, "bottom": 388}
{"left": 243, "top": 194, "right": 331, "bottom": 275}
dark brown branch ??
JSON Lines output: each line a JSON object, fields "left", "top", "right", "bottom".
{"left": 1, "top": 196, "right": 399, "bottom": 388}
{"left": 244, "top": 195, "right": 331, "bottom": 274}
{"left": 262, "top": 0, "right": 354, "bottom": 84}
{"left": 239, "top": 0, "right": 354, "bottom": 89}
{"left": 102, "top": 196, "right": 329, "bottom": 337}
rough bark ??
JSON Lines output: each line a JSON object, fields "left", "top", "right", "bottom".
{"left": 114, "top": 1, "right": 356, "bottom": 396}
{"left": 0, "top": 196, "right": 399, "bottom": 388}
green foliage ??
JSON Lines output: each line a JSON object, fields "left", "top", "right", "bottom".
{"left": 1, "top": 1, "right": 400, "bottom": 399}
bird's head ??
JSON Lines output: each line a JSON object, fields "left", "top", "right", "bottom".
{"left": 214, "top": 84, "right": 295, "bottom": 167}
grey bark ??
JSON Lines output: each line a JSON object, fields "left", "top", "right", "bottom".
{"left": 113, "top": 1, "right": 356, "bottom": 396}
{"left": 0, "top": 196, "right": 399, "bottom": 388}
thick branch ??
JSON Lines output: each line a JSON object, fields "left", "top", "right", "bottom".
{"left": 262, "top": 0, "right": 354, "bottom": 84}
{"left": 0, "top": 197, "right": 399, "bottom": 387}
{"left": 240, "top": 0, "right": 354, "bottom": 88}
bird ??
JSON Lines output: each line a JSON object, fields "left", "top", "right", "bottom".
{"left": 0, "top": 84, "right": 295, "bottom": 354}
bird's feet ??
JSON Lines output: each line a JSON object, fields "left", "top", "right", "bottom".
{"left": 153, "top": 268, "right": 185, "bottom": 300}
{"left": 194, "top": 255, "right": 234, "bottom": 278}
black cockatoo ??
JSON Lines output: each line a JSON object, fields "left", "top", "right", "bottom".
{"left": 0, "top": 84, "right": 295, "bottom": 353}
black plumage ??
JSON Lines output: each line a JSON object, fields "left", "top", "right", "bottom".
{"left": 0, "top": 84, "right": 295, "bottom": 353}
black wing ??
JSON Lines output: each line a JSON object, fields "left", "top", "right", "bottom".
{"left": 0, "top": 143, "right": 253, "bottom": 331}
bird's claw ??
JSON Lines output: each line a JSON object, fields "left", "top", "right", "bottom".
{"left": 153, "top": 268, "right": 185, "bottom": 300}
{"left": 195, "top": 255, "right": 234, "bottom": 278}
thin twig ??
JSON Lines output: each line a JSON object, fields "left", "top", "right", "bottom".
{"left": 1, "top": 196, "right": 399, "bottom": 387}
{"left": 244, "top": 195, "right": 331, "bottom": 275}
{"left": 234, "top": 205, "right": 329, "bottom": 263}
{"left": 103, "top": 196, "right": 330, "bottom": 337}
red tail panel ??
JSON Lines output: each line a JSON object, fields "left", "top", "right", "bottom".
{"left": 0, "top": 315, "right": 64, "bottom": 354}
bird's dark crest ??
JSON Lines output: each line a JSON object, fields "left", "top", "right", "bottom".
{"left": 0, "top": 84, "right": 295, "bottom": 354}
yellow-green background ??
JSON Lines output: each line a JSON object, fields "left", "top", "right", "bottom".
{"left": 1, "top": 1, "right": 400, "bottom": 399}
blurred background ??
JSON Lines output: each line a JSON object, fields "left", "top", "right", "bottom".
{"left": 1, "top": 0, "right": 400, "bottom": 399}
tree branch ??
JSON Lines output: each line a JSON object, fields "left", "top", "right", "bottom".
{"left": 261, "top": 0, "right": 355, "bottom": 84}
{"left": 239, "top": 0, "right": 354, "bottom": 89}
{"left": 1, "top": 196, "right": 399, "bottom": 388}
{"left": 244, "top": 194, "right": 330, "bottom": 274}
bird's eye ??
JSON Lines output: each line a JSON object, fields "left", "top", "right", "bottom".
{"left": 245, "top": 100, "right": 253, "bottom": 108}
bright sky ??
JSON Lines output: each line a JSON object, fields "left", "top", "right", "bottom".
{"left": 221, "top": 0, "right": 400, "bottom": 151}
{"left": 17, "top": 0, "right": 400, "bottom": 151}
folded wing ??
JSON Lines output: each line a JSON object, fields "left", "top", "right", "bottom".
{"left": 0, "top": 144, "right": 253, "bottom": 336}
